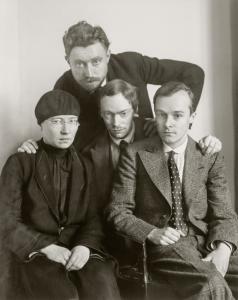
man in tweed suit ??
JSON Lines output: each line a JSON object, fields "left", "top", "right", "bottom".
{"left": 106, "top": 81, "right": 238, "bottom": 299}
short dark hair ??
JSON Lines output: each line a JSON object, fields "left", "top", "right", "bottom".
{"left": 98, "top": 79, "right": 138, "bottom": 112}
{"left": 153, "top": 81, "right": 195, "bottom": 113}
{"left": 63, "top": 21, "right": 110, "bottom": 58}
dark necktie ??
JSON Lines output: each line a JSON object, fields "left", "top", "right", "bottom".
{"left": 168, "top": 151, "right": 188, "bottom": 235}
{"left": 119, "top": 140, "right": 128, "bottom": 151}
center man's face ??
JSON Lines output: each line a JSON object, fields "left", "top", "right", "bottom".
{"left": 41, "top": 115, "right": 79, "bottom": 149}
{"left": 68, "top": 41, "right": 110, "bottom": 92}
{"left": 100, "top": 93, "right": 135, "bottom": 139}
{"left": 154, "top": 90, "right": 195, "bottom": 148}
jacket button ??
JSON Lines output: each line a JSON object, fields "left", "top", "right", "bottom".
{"left": 58, "top": 226, "right": 64, "bottom": 235}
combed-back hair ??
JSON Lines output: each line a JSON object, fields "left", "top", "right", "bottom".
{"left": 153, "top": 81, "right": 195, "bottom": 113}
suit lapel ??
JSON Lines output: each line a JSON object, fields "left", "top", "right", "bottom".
{"left": 138, "top": 138, "right": 172, "bottom": 206}
{"left": 182, "top": 136, "right": 206, "bottom": 207}
{"left": 35, "top": 149, "right": 59, "bottom": 220}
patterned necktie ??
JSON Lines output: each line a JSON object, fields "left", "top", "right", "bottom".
{"left": 168, "top": 151, "right": 188, "bottom": 235}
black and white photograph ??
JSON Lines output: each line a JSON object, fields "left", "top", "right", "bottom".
{"left": 0, "top": 0, "right": 238, "bottom": 299}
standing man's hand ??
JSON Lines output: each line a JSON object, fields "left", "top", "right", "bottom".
{"left": 143, "top": 118, "right": 158, "bottom": 137}
{"left": 66, "top": 246, "right": 90, "bottom": 271}
{"left": 202, "top": 242, "right": 231, "bottom": 277}
{"left": 17, "top": 139, "right": 38, "bottom": 154}
{"left": 40, "top": 244, "right": 71, "bottom": 266}
{"left": 147, "top": 227, "right": 184, "bottom": 246}
{"left": 198, "top": 135, "right": 222, "bottom": 155}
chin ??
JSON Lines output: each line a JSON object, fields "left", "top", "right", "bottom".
{"left": 56, "top": 142, "right": 73, "bottom": 149}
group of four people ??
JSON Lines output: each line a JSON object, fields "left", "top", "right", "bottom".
{"left": 0, "top": 20, "right": 238, "bottom": 300}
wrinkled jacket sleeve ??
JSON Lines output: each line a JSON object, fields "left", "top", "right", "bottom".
{"left": 106, "top": 146, "right": 156, "bottom": 244}
{"left": 205, "top": 152, "right": 238, "bottom": 250}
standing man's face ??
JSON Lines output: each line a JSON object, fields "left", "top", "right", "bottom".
{"left": 154, "top": 90, "right": 195, "bottom": 148}
{"left": 68, "top": 41, "right": 110, "bottom": 92}
{"left": 41, "top": 115, "right": 79, "bottom": 149}
{"left": 100, "top": 93, "right": 135, "bottom": 139}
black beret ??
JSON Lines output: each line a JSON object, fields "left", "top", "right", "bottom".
{"left": 35, "top": 90, "right": 80, "bottom": 124}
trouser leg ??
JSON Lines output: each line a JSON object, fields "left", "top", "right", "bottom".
{"left": 148, "top": 236, "right": 234, "bottom": 300}
{"left": 17, "top": 255, "right": 78, "bottom": 300}
{"left": 70, "top": 256, "right": 121, "bottom": 300}
{"left": 225, "top": 251, "right": 238, "bottom": 300}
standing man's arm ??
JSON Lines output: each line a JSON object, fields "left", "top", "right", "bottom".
{"left": 137, "top": 54, "right": 204, "bottom": 108}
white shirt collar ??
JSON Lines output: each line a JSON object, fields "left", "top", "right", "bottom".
{"left": 163, "top": 136, "right": 188, "bottom": 154}
{"left": 100, "top": 78, "right": 107, "bottom": 87}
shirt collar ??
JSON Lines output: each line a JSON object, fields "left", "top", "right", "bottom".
{"left": 163, "top": 136, "right": 188, "bottom": 154}
{"left": 109, "top": 121, "right": 135, "bottom": 146}
{"left": 100, "top": 78, "right": 107, "bottom": 87}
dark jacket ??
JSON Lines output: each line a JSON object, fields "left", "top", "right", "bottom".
{"left": 0, "top": 143, "right": 104, "bottom": 262}
{"left": 54, "top": 52, "right": 204, "bottom": 150}
{"left": 82, "top": 117, "right": 146, "bottom": 211}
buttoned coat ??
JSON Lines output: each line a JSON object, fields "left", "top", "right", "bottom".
{"left": 107, "top": 135, "right": 238, "bottom": 250}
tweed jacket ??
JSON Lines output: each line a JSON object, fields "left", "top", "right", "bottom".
{"left": 0, "top": 143, "right": 104, "bottom": 262}
{"left": 82, "top": 117, "right": 146, "bottom": 211}
{"left": 107, "top": 135, "right": 238, "bottom": 250}
{"left": 54, "top": 52, "right": 204, "bottom": 150}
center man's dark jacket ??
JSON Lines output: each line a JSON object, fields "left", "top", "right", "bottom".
{"left": 82, "top": 117, "right": 146, "bottom": 211}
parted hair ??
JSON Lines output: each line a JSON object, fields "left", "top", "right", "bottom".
{"left": 98, "top": 79, "right": 138, "bottom": 112}
{"left": 153, "top": 81, "right": 195, "bottom": 113}
{"left": 63, "top": 21, "right": 110, "bottom": 58}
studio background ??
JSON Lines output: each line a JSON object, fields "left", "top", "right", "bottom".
{"left": 0, "top": 0, "right": 237, "bottom": 209}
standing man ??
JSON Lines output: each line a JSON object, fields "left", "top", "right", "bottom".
{"left": 106, "top": 81, "right": 238, "bottom": 299}
{"left": 0, "top": 90, "right": 120, "bottom": 300}
{"left": 54, "top": 20, "right": 205, "bottom": 150}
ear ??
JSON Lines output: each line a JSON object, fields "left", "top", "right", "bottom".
{"left": 133, "top": 106, "right": 139, "bottom": 117}
{"left": 65, "top": 55, "right": 70, "bottom": 65}
{"left": 106, "top": 48, "right": 111, "bottom": 62}
{"left": 189, "top": 112, "right": 196, "bottom": 129}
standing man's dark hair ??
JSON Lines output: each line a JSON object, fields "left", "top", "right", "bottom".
{"left": 63, "top": 20, "right": 110, "bottom": 59}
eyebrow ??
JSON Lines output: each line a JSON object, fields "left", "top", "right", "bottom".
{"left": 103, "top": 108, "right": 131, "bottom": 113}
{"left": 155, "top": 109, "right": 185, "bottom": 113}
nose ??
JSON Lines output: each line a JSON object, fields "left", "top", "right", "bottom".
{"left": 165, "top": 115, "right": 174, "bottom": 128}
{"left": 60, "top": 122, "right": 70, "bottom": 134}
{"left": 84, "top": 64, "right": 93, "bottom": 77}
{"left": 112, "top": 114, "right": 120, "bottom": 127}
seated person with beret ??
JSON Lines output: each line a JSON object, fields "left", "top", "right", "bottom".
{"left": 0, "top": 90, "right": 121, "bottom": 300}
